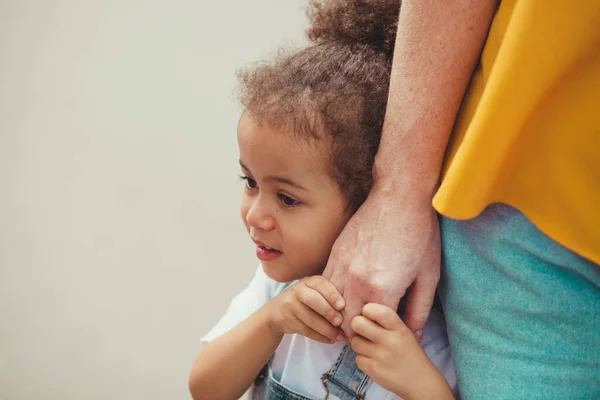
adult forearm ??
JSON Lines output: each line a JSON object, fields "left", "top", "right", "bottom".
{"left": 188, "top": 307, "right": 283, "bottom": 400}
{"left": 374, "top": 0, "right": 498, "bottom": 201}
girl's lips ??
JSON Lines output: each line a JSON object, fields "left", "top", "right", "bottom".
{"left": 256, "top": 245, "right": 282, "bottom": 262}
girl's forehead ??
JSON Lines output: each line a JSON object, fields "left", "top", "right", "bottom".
{"left": 237, "top": 113, "right": 333, "bottom": 183}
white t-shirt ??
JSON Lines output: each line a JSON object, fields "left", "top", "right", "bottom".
{"left": 202, "top": 267, "right": 456, "bottom": 399}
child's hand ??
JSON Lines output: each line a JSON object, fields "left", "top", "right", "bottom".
{"left": 350, "top": 303, "right": 454, "bottom": 400}
{"left": 265, "top": 276, "right": 345, "bottom": 344}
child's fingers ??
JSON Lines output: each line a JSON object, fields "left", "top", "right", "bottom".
{"left": 297, "top": 284, "right": 343, "bottom": 326}
{"left": 350, "top": 335, "right": 377, "bottom": 357}
{"left": 361, "top": 303, "right": 403, "bottom": 331}
{"left": 289, "top": 325, "right": 336, "bottom": 344}
{"left": 355, "top": 355, "right": 374, "bottom": 376}
{"left": 300, "top": 326, "right": 337, "bottom": 344}
{"left": 350, "top": 315, "right": 385, "bottom": 343}
{"left": 303, "top": 276, "right": 345, "bottom": 310}
{"left": 295, "top": 303, "right": 343, "bottom": 342}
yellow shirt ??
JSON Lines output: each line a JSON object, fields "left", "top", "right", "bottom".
{"left": 433, "top": 0, "right": 600, "bottom": 263}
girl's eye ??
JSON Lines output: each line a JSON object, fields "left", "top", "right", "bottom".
{"left": 240, "top": 176, "right": 258, "bottom": 190}
{"left": 246, "top": 178, "right": 258, "bottom": 189}
{"left": 278, "top": 193, "right": 300, "bottom": 207}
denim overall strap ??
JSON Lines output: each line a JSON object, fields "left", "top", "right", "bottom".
{"left": 321, "top": 345, "right": 372, "bottom": 400}
{"left": 253, "top": 365, "right": 315, "bottom": 400}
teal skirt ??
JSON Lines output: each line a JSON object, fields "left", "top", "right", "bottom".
{"left": 439, "top": 203, "right": 600, "bottom": 399}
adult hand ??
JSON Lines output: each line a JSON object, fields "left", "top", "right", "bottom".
{"left": 322, "top": 186, "right": 440, "bottom": 341}
{"left": 321, "top": 0, "right": 496, "bottom": 343}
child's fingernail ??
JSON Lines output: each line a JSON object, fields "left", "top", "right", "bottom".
{"left": 336, "top": 333, "right": 344, "bottom": 341}
{"left": 333, "top": 316, "right": 342, "bottom": 326}
{"left": 335, "top": 300, "right": 345, "bottom": 310}
{"left": 415, "top": 330, "right": 423, "bottom": 341}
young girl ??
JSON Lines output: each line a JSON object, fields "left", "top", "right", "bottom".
{"left": 189, "top": 1, "right": 456, "bottom": 398}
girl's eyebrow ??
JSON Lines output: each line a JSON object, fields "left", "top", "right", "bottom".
{"left": 266, "top": 176, "right": 308, "bottom": 191}
{"left": 239, "top": 160, "right": 251, "bottom": 173}
{"left": 239, "top": 160, "right": 308, "bottom": 191}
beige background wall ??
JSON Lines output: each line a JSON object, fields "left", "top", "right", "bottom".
{"left": 0, "top": 1, "right": 306, "bottom": 398}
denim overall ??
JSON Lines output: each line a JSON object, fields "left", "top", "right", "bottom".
{"left": 253, "top": 344, "right": 372, "bottom": 400}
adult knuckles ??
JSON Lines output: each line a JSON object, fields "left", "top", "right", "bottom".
{"left": 349, "top": 270, "right": 394, "bottom": 299}
{"left": 348, "top": 268, "right": 371, "bottom": 286}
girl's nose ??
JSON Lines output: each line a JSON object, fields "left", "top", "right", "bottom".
{"left": 245, "top": 198, "right": 275, "bottom": 231}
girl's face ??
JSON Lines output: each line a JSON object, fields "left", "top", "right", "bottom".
{"left": 237, "top": 112, "right": 352, "bottom": 282}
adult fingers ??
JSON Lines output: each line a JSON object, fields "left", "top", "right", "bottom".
{"left": 321, "top": 243, "right": 346, "bottom": 291}
{"left": 297, "top": 281, "right": 344, "bottom": 327}
{"left": 340, "top": 293, "right": 365, "bottom": 340}
{"left": 361, "top": 303, "right": 402, "bottom": 331}
{"left": 338, "top": 274, "right": 372, "bottom": 340}
{"left": 303, "top": 276, "right": 345, "bottom": 311}
{"left": 402, "top": 276, "right": 436, "bottom": 341}
{"left": 295, "top": 303, "right": 343, "bottom": 342}
{"left": 350, "top": 315, "right": 385, "bottom": 343}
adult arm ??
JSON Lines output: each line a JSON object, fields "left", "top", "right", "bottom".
{"left": 323, "top": 0, "right": 498, "bottom": 339}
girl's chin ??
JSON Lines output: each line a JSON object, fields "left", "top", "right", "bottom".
{"left": 261, "top": 262, "right": 293, "bottom": 283}
{"left": 261, "top": 261, "right": 325, "bottom": 283}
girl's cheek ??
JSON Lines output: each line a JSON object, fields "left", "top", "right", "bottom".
{"left": 240, "top": 197, "right": 251, "bottom": 229}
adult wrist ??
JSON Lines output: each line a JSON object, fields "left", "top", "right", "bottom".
{"left": 372, "top": 153, "right": 440, "bottom": 206}
{"left": 371, "top": 167, "right": 438, "bottom": 213}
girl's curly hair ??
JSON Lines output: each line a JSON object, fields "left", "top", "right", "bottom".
{"left": 238, "top": 0, "right": 399, "bottom": 211}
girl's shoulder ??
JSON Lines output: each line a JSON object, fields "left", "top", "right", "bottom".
{"left": 201, "top": 266, "right": 290, "bottom": 344}
{"left": 268, "top": 276, "right": 297, "bottom": 299}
